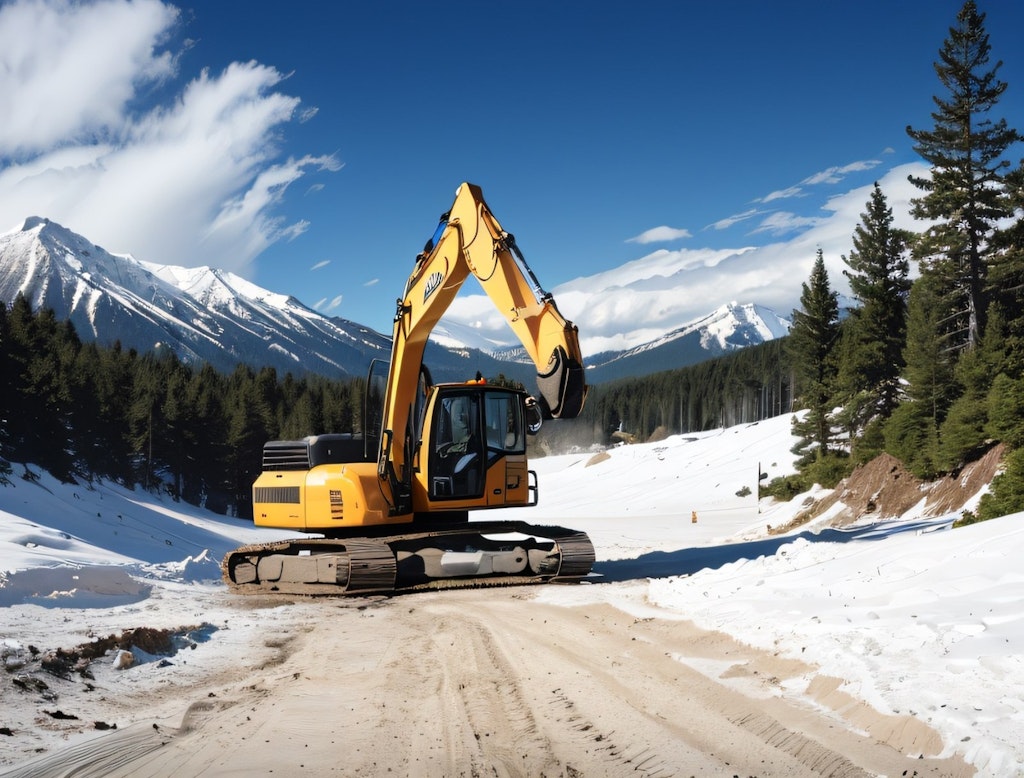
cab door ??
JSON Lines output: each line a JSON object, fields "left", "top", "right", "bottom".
{"left": 419, "top": 386, "right": 531, "bottom": 509}
{"left": 481, "top": 390, "right": 530, "bottom": 506}
{"left": 427, "top": 390, "right": 485, "bottom": 501}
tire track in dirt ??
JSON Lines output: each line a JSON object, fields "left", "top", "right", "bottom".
{"left": 1, "top": 587, "right": 974, "bottom": 777}
{"left": 415, "top": 590, "right": 972, "bottom": 777}
{"left": 546, "top": 687, "right": 677, "bottom": 777}
{"left": 431, "top": 615, "right": 560, "bottom": 776}
{"left": 419, "top": 594, "right": 712, "bottom": 776}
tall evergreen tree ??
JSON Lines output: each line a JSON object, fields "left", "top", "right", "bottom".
{"left": 905, "top": 0, "right": 1020, "bottom": 353}
{"left": 0, "top": 301, "right": 12, "bottom": 478}
{"left": 987, "top": 158, "right": 1024, "bottom": 376}
{"left": 786, "top": 249, "right": 841, "bottom": 471}
{"left": 836, "top": 183, "right": 912, "bottom": 459}
{"left": 884, "top": 273, "right": 957, "bottom": 478}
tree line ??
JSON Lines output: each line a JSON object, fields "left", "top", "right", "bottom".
{"left": 0, "top": 294, "right": 364, "bottom": 518}
{"left": 549, "top": 338, "right": 793, "bottom": 451}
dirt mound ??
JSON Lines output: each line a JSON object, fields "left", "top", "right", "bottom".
{"left": 787, "top": 444, "right": 1005, "bottom": 529}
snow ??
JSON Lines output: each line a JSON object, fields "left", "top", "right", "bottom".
{"left": 141, "top": 261, "right": 297, "bottom": 317}
{"left": 2, "top": 412, "right": 1022, "bottom": 774}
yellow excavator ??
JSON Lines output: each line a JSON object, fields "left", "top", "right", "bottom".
{"left": 221, "top": 183, "right": 593, "bottom": 595}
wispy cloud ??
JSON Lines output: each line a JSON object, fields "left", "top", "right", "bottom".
{"left": 0, "top": 0, "right": 338, "bottom": 274}
{"left": 626, "top": 225, "right": 692, "bottom": 244}
{"left": 708, "top": 209, "right": 762, "bottom": 230}
{"left": 313, "top": 294, "right": 343, "bottom": 313}
{"left": 751, "top": 159, "right": 883, "bottom": 205}
{"left": 801, "top": 159, "right": 881, "bottom": 186}
{"left": 364, "top": 278, "right": 379, "bottom": 287}
{"left": 757, "top": 186, "right": 805, "bottom": 204}
{"left": 310, "top": 259, "right": 330, "bottom": 271}
{"left": 751, "top": 211, "right": 825, "bottom": 236}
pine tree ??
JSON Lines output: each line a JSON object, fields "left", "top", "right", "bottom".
{"left": 786, "top": 249, "right": 841, "bottom": 473}
{"left": 905, "top": 0, "right": 1021, "bottom": 353}
{"left": 0, "top": 301, "right": 12, "bottom": 479}
{"left": 987, "top": 159, "right": 1024, "bottom": 376}
{"left": 836, "top": 183, "right": 912, "bottom": 460}
{"left": 181, "top": 364, "right": 229, "bottom": 507}
{"left": 884, "top": 273, "right": 956, "bottom": 478}
{"left": 980, "top": 158, "right": 1024, "bottom": 459}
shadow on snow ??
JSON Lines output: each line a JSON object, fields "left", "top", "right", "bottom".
{"left": 592, "top": 516, "right": 954, "bottom": 584}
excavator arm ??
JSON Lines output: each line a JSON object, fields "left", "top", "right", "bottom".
{"left": 378, "top": 182, "right": 587, "bottom": 509}
{"left": 397, "top": 181, "right": 586, "bottom": 418}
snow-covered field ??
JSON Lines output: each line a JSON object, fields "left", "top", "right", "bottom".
{"left": 2, "top": 413, "right": 1022, "bottom": 775}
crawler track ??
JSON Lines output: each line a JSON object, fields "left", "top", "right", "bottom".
{"left": 221, "top": 521, "right": 595, "bottom": 596}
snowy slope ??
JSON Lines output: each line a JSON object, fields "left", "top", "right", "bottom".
{"left": 1, "top": 413, "right": 1021, "bottom": 773}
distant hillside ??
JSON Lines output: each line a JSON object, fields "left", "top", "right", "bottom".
{"left": 584, "top": 302, "right": 790, "bottom": 383}
{"left": 1, "top": 218, "right": 789, "bottom": 388}
{"left": 0, "top": 217, "right": 534, "bottom": 385}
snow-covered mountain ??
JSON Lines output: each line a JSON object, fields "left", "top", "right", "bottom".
{"left": 0, "top": 217, "right": 391, "bottom": 376}
{"left": 0, "top": 217, "right": 524, "bottom": 382}
{"left": 0, "top": 217, "right": 790, "bottom": 385}
{"left": 584, "top": 302, "right": 791, "bottom": 383}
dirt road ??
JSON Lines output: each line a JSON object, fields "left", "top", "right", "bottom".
{"left": 3, "top": 587, "right": 971, "bottom": 777}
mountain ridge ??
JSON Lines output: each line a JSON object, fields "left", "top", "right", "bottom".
{"left": 1, "top": 217, "right": 791, "bottom": 384}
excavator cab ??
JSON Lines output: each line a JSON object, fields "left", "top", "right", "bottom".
{"left": 416, "top": 382, "right": 538, "bottom": 513}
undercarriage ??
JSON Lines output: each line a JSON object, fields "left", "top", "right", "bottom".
{"left": 221, "top": 521, "right": 595, "bottom": 596}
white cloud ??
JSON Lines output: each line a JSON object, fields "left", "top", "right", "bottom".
{"left": 708, "top": 209, "right": 761, "bottom": 231}
{"left": 757, "top": 186, "right": 804, "bottom": 203}
{"left": 751, "top": 211, "right": 825, "bottom": 236}
{"left": 0, "top": 0, "right": 337, "bottom": 274}
{"left": 310, "top": 259, "right": 330, "bottom": 271}
{"left": 363, "top": 278, "right": 379, "bottom": 287}
{"left": 442, "top": 163, "right": 929, "bottom": 356}
{"left": 626, "top": 225, "right": 692, "bottom": 244}
{"left": 801, "top": 159, "right": 881, "bottom": 186}
{"left": 753, "top": 160, "right": 884, "bottom": 206}
{"left": 0, "top": 0, "right": 178, "bottom": 156}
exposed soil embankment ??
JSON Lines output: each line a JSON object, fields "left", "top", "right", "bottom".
{"left": 782, "top": 444, "right": 1005, "bottom": 531}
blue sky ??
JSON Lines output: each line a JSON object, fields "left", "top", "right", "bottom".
{"left": 2, "top": 0, "right": 1023, "bottom": 353}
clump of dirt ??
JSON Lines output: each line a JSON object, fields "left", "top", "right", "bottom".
{"left": 646, "top": 425, "right": 672, "bottom": 443}
{"left": 34, "top": 625, "right": 214, "bottom": 680}
{"left": 774, "top": 444, "right": 1005, "bottom": 532}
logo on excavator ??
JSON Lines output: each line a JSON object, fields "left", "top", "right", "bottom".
{"left": 423, "top": 271, "right": 443, "bottom": 303}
